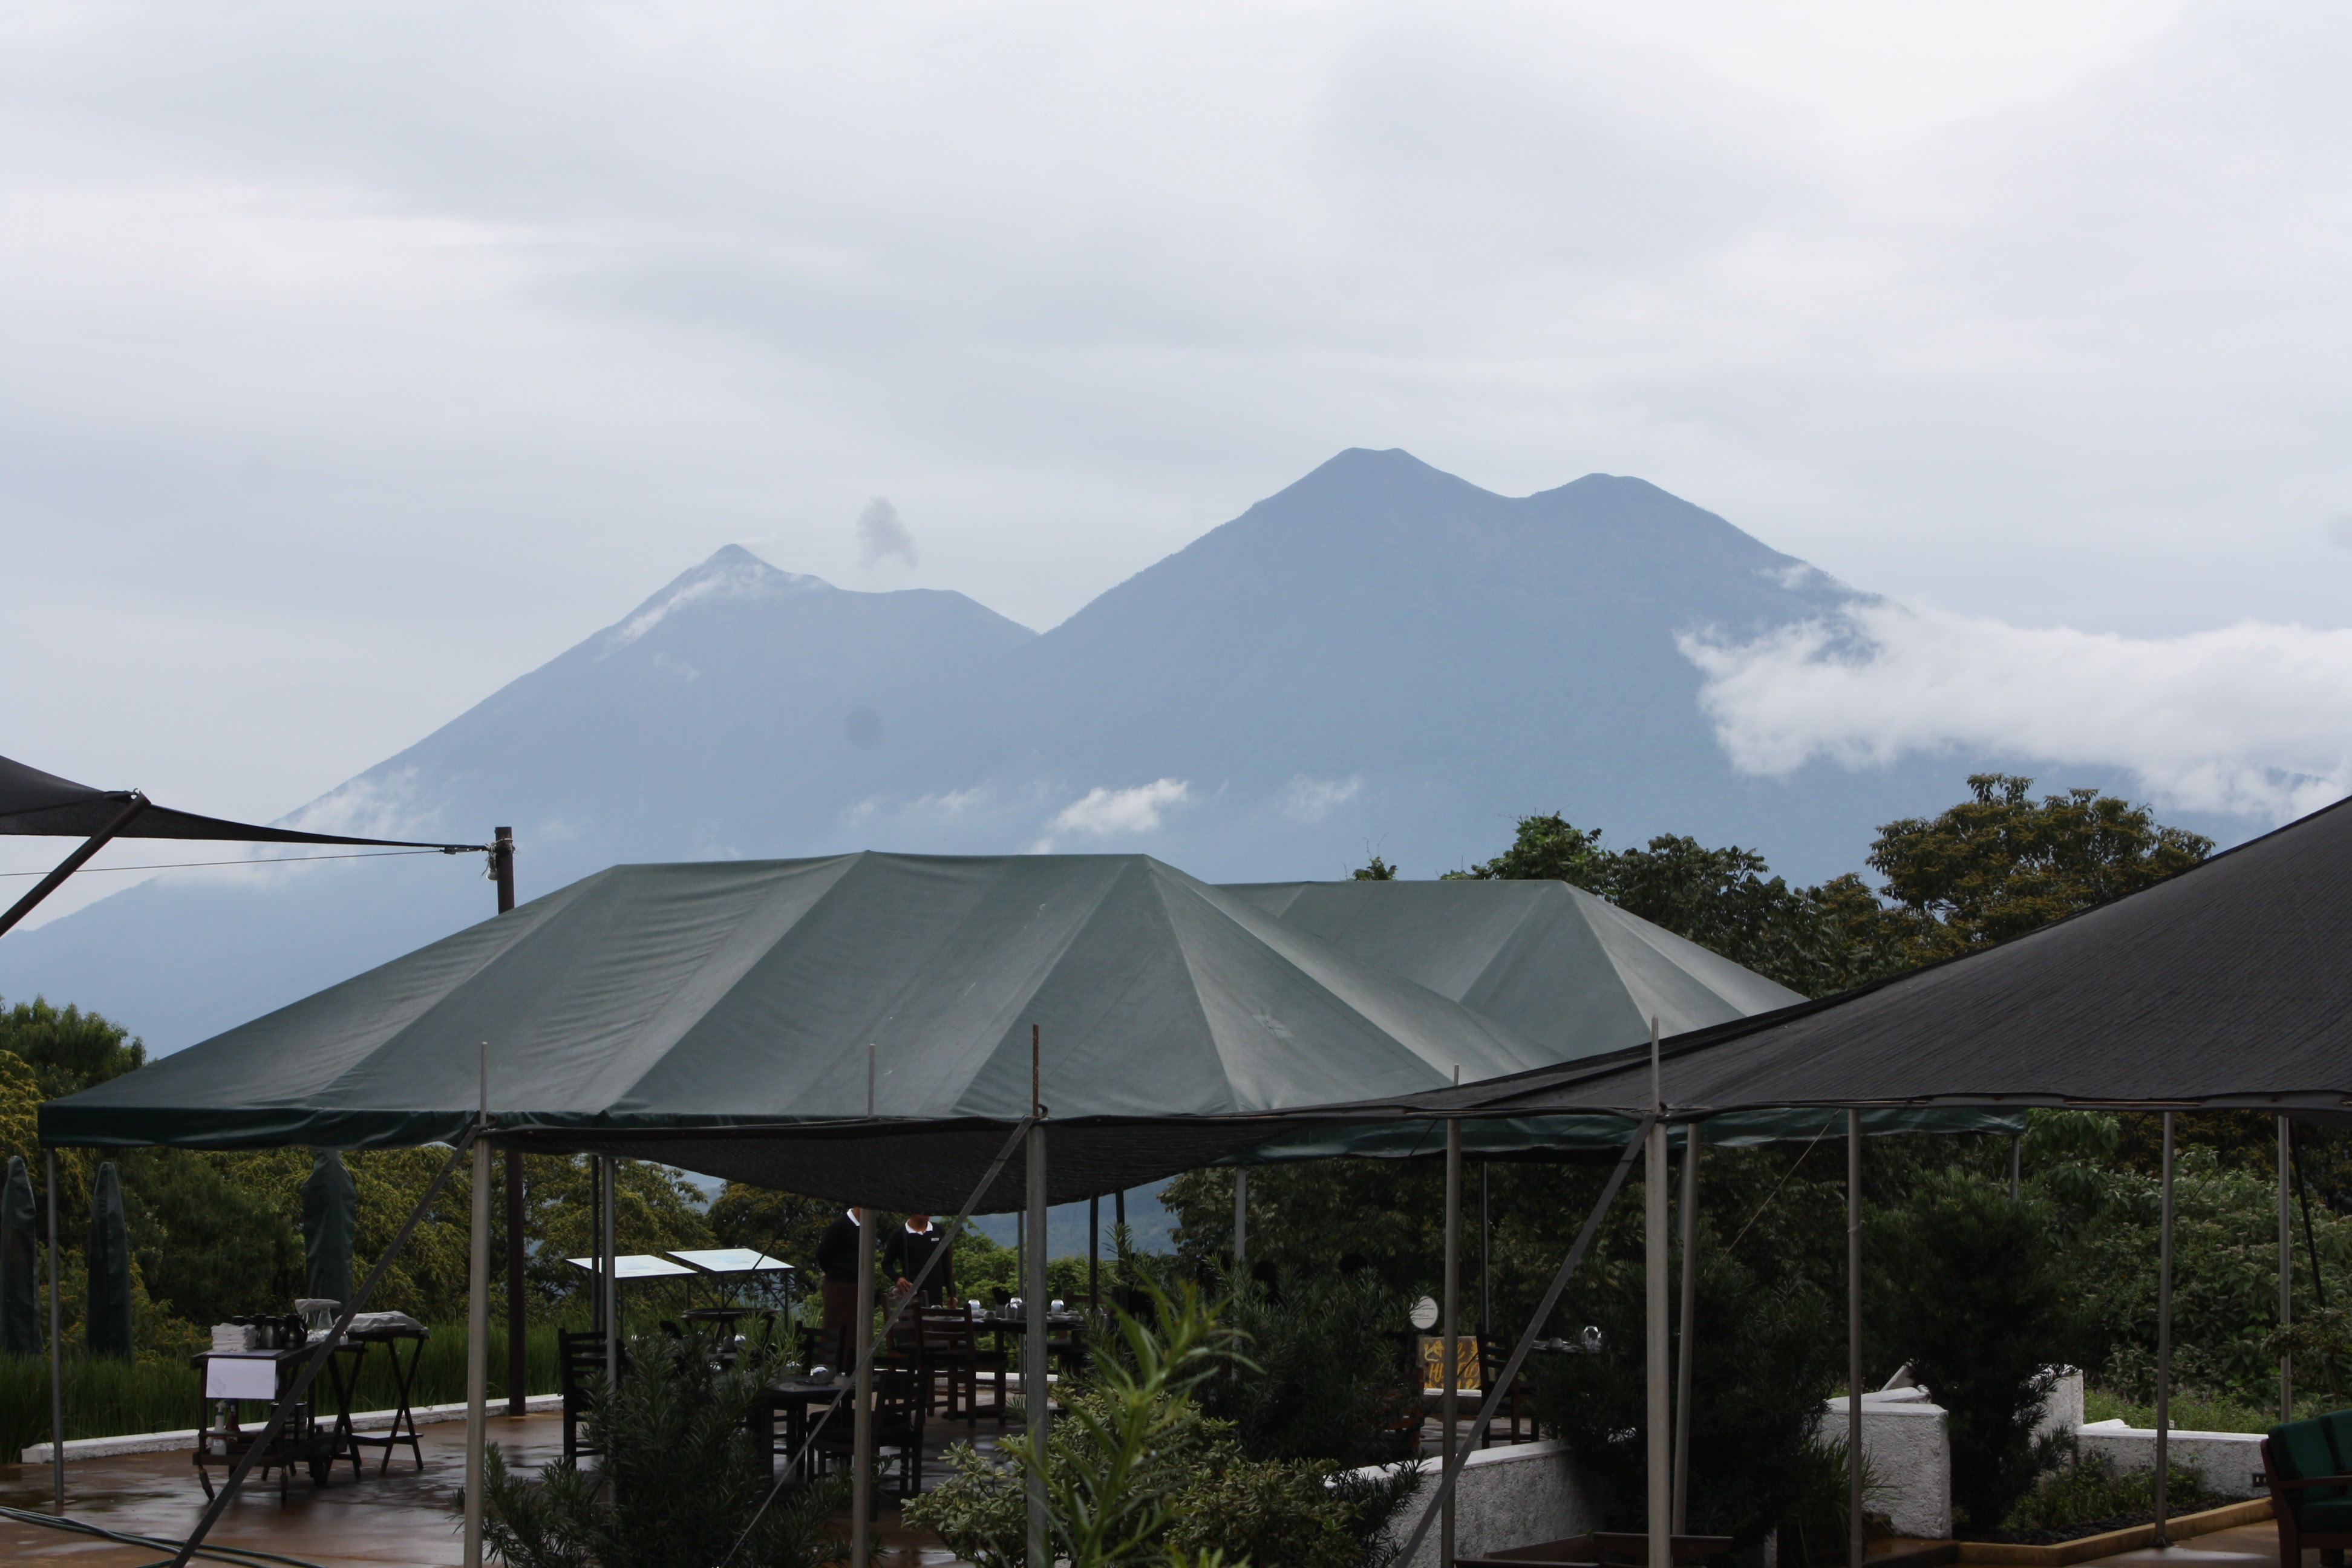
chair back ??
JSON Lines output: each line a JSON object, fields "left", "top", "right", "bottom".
{"left": 558, "top": 1328, "right": 610, "bottom": 1391}
{"left": 873, "top": 1365, "right": 927, "bottom": 1429}
{"left": 2321, "top": 1411, "right": 2352, "bottom": 1478}
{"left": 2270, "top": 1417, "right": 2346, "bottom": 1507}
{"left": 800, "top": 1323, "right": 853, "bottom": 1370}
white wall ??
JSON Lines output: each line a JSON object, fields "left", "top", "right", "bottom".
{"left": 1818, "top": 1390, "right": 1953, "bottom": 1540}
{"left": 2073, "top": 1420, "right": 2267, "bottom": 1500}
{"left": 1350, "top": 1440, "right": 1598, "bottom": 1568}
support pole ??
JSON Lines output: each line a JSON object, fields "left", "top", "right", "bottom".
{"left": 2281, "top": 1114, "right": 2295, "bottom": 1422}
{"left": 463, "top": 1136, "right": 491, "bottom": 1567}
{"left": 1025, "top": 1031, "right": 1050, "bottom": 1568}
{"left": 1443, "top": 1115, "right": 1462, "bottom": 1568}
{"left": 2155, "top": 1111, "right": 2175, "bottom": 1546}
{"left": 854, "top": 1043, "right": 877, "bottom": 1568}
{"left": 1647, "top": 1022, "right": 1670, "bottom": 1568}
{"left": 1480, "top": 1161, "right": 1492, "bottom": 1341}
{"left": 46, "top": 1148, "right": 63, "bottom": 1514}
{"left": 0, "top": 795, "right": 147, "bottom": 940}
{"left": 1233, "top": 1168, "right": 1248, "bottom": 1273}
{"left": 600, "top": 1156, "right": 618, "bottom": 1389}
{"left": 1848, "top": 1109, "right": 1863, "bottom": 1568}
{"left": 852, "top": 1206, "right": 875, "bottom": 1568}
{"left": 1089, "top": 1193, "right": 1099, "bottom": 1313}
{"left": 1673, "top": 1125, "right": 1700, "bottom": 1535}
{"left": 494, "top": 828, "right": 526, "bottom": 1420}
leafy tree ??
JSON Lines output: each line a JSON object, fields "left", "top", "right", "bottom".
{"left": 1869, "top": 775, "right": 2212, "bottom": 959}
{"left": 1193, "top": 1267, "right": 1417, "bottom": 1465}
{"left": 0, "top": 995, "right": 146, "bottom": 1099}
{"left": 1350, "top": 855, "right": 1399, "bottom": 881}
{"left": 708, "top": 1183, "right": 835, "bottom": 1278}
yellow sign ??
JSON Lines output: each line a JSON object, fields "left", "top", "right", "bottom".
{"left": 1419, "top": 1334, "right": 1481, "bottom": 1392}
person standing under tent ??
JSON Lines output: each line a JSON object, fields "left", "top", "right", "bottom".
{"left": 815, "top": 1207, "right": 867, "bottom": 1332}
{"left": 884, "top": 1213, "right": 953, "bottom": 1305}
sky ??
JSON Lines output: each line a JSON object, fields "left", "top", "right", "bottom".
{"left": 8, "top": 0, "right": 2352, "bottom": 878}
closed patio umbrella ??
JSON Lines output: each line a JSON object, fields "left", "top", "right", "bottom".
{"left": 0, "top": 1155, "right": 36, "bottom": 1355}
{"left": 87, "top": 1161, "right": 131, "bottom": 1358}
{"left": 301, "top": 1150, "right": 357, "bottom": 1311}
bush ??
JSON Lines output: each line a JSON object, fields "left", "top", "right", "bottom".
{"left": 907, "top": 1285, "right": 1416, "bottom": 1568}
{"left": 2003, "top": 1450, "right": 2216, "bottom": 1538}
{"left": 1192, "top": 1267, "right": 1416, "bottom": 1465}
{"left": 1867, "top": 1170, "right": 2073, "bottom": 1532}
{"left": 464, "top": 1326, "right": 844, "bottom": 1568}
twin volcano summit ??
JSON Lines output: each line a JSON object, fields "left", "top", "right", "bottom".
{"left": 4, "top": 448, "right": 1967, "bottom": 1051}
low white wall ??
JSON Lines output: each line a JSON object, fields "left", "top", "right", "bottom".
{"left": 2073, "top": 1419, "right": 2267, "bottom": 1500}
{"left": 1350, "top": 1439, "right": 1597, "bottom": 1568}
{"left": 19, "top": 1393, "right": 566, "bottom": 1465}
{"left": 1818, "top": 1390, "right": 1952, "bottom": 1540}
{"left": 2033, "top": 1370, "right": 2085, "bottom": 1448}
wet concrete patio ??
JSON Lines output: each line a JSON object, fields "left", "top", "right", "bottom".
{"left": 0, "top": 1408, "right": 982, "bottom": 1567}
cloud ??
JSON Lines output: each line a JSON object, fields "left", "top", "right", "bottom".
{"left": 1037, "top": 779, "right": 1191, "bottom": 850}
{"left": 857, "top": 497, "right": 918, "bottom": 570}
{"left": 1279, "top": 774, "right": 1361, "bottom": 824}
{"left": 1681, "top": 604, "right": 2352, "bottom": 822}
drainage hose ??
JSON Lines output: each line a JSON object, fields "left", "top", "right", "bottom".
{"left": 0, "top": 1501, "right": 339, "bottom": 1568}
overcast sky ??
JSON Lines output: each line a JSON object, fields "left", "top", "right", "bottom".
{"left": 8, "top": 0, "right": 2352, "bottom": 869}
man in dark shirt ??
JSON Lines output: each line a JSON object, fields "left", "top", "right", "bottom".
{"left": 815, "top": 1207, "right": 866, "bottom": 1333}
{"left": 882, "top": 1214, "right": 953, "bottom": 1304}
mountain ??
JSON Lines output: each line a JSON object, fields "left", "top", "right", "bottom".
{"left": 0, "top": 449, "right": 2094, "bottom": 1053}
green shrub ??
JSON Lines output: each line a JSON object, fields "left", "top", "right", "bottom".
{"left": 2005, "top": 1450, "right": 2215, "bottom": 1534}
{"left": 463, "top": 1325, "right": 844, "bottom": 1568}
{"left": 1192, "top": 1267, "right": 1416, "bottom": 1465}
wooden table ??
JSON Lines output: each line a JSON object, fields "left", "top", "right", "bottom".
{"left": 754, "top": 1376, "right": 858, "bottom": 1483}
{"left": 342, "top": 1322, "right": 430, "bottom": 1474}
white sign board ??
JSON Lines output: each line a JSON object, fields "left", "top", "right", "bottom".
{"left": 204, "top": 1356, "right": 279, "bottom": 1401}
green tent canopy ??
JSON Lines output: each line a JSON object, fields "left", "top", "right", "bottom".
{"left": 42, "top": 854, "right": 1561, "bottom": 1210}
{"left": 1221, "top": 878, "right": 2018, "bottom": 1160}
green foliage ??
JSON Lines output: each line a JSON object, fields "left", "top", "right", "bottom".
{"left": 0, "top": 995, "right": 146, "bottom": 1099}
{"left": 1192, "top": 1268, "right": 1416, "bottom": 1465}
{"left": 466, "top": 1326, "right": 846, "bottom": 1568}
{"left": 1350, "top": 856, "right": 1399, "bottom": 881}
{"left": 1865, "top": 1169, "right": 2072, "bottom": 1530}
{"left": 710, "top": 1186, "right": 836, "bottom": 1278}
{"left": 909, "top": 1285, "right": 1414, "bottom": 1568}
{"left": 2004, "top": 1450, "right": 2216, "bottom": 1534}
{"left": 1869, "top": 775, "right": 2213, "bottom": 959}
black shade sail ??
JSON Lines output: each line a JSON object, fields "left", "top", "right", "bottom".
{"left": 0, "top": 753, "right": 475, "bottom": 848}
{"left": 1352, "top": 794, "right": 2352, "bottom": 1125}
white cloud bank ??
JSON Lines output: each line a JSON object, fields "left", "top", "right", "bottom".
{"left": 1035, "top": 779, "right": 1191, "bottom": 851}
{"left": 1681, "top": 603, "right": 2352, "bottom": 823}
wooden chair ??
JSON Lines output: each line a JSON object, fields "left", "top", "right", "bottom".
{"left": 813, "top": 1365, "right": 927, "bottom": 1511}
{"left": 921, "top": 1303, "right": 1008, "bottom": 1423}
{"left": 1476, "top": 1336, "right": 1537, "bottom": 1445}
{"left": 2262, "top": 1418, "right": 2352, "bottom": 1568}
{"left": 799, "top": 1323, "right": 854, "bottom": 1373}
{"left": 558, "top": 1329, "right": 622, "bottom": 1463}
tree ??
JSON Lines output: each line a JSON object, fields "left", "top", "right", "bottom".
{"left": 1869, "top": 775, "right": 2212, "bottom": 959}
{"left": 1350, "top": 855, "right": 1398, "bottom": 881}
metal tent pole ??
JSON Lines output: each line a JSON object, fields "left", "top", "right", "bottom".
{"left": 0, "top": 794, "right": 147, "bottom": 940}
{"left": 1025, "top": 1025, "right": 1050, "bottom": 1568}
{"left": 492, "top": 828, "right": 527, "bottom": 1420}
{"left": 1443, "top": 1112, "right": 1462, "bottom": 1568}
{"left": 1647, "top": 1021, "right": 1670, "bottom": 1568}
{"left": 1088, "top": 1194, "right": 1099, "bottom": 1312}
{"left": 2010, "top": 1134, "right": 2021, "bottom": 1203}
{"left": 463, "top": 1042, "right": 491, "bottom": 1568}
{"left": 1480, "top": 1161, "right": 1492, "bottom": 1341}
{"left": 1848, "top": 1110, "right": 1863, "bottom": 1568}
{"left": 854, "top": 1046, "right": 878, "bottom": 1568}
{"left": 2155, "top": 1112, "right": 2175, "bottom": 1546}
{"left": 2281, "top": 1115, "right": 2294, "bottom": 1422}
{"left": 600, "top": 1157, "right": 618, "bottom": 1388}
{"left": 1673, "top": 1124, "right": 1700, "bottom": 1535}
{"left": 46, "top": 1148, "right": 63, "bottom": 1514}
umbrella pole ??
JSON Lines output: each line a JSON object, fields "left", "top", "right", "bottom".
{"left": 1847, "top": 1110, "right": 1863, "bottom": 1568}
{"left": 1647, "top": 1022, "right": 1668, "bottom": 1568}
{"left": 2155, "top": 1112, "right": 2175, "bottom": 1546}
{"left": 1673, "top": 1125, "right": 1700, "bottom": 1535}
{"left": 2280, "top": 1115, "right": 2294, "bottom": 1422}
{"left": 46, "top": 1148, "right": 62, "bottom": 1514}
{"left": 1443, "top": 1115, "right": 1462, "bottom": 1568}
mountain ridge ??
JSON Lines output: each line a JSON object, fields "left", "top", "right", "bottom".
{"left": 1, "top": 448, "right": 2090, "bottom": 1052}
